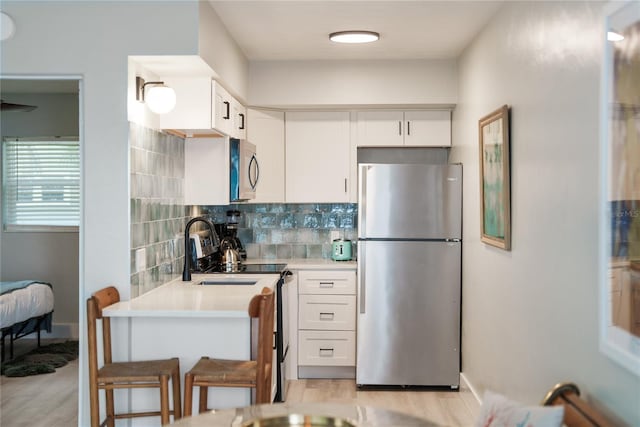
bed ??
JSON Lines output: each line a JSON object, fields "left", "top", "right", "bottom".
{"left": 0, "top": 281, "right": 54, "bottom": 362}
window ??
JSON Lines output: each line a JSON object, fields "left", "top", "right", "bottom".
{"left": 2, "top": 137, "right": 80, "bottom": 231}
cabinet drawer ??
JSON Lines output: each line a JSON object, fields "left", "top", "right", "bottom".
{"left": 298, "top": 330, "right": 355, "bottom": 366}
{"left": 299, "top": 295, "right": 356, "bottom": 331}
{"left": 298, "top": 270, "right": 356, "bottom": 295}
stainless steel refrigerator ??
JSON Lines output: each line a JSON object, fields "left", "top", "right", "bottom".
{"left": 356, "top": 162, "right": 462, "bottom": 388}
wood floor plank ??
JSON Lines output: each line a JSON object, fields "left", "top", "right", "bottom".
{"left": 286, "top": 379, "right": 479, "bottom": 426}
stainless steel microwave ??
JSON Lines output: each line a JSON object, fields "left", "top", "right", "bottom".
{"left": 230, "top": 138, "right": 258, "bottom": 201}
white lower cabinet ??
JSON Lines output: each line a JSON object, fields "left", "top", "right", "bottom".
{"left": 298, "top": 330, "right": 356, "bottom": 366}
{"left": 297, "top": 269, "right": 356, "bottom": 378}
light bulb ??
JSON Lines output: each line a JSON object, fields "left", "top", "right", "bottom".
{"left": 146, "top": 85, "right": 176, "bottom": 114}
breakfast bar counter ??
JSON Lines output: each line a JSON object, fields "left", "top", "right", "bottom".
{"left": 103, "top": 274, "right": 278, "bottom": 318}
{"left": 102, "top": 274, "right": 280, "bottom": 426}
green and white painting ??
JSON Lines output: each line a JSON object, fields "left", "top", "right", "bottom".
{"left": 479, "top": 105, "right": 511, "bottom": 250}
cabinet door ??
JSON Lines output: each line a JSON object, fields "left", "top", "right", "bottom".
{"left": 356, "top": 111, "right": 404, "bottom": 146}
{"left": 248, "top": 109, "right": 285, "bottom": 203}
{"left": 159, "top": 76, "right": 212, "bottom": 131}
{"left": 184, "top": 137, "right": 229, "bottom": 205}
{"left": 298, "top": 270, "right": 356, "bottom": 295}
{"left": 233, "top": 100, "right": 247, "bottom": 140}
{"left": 212, "top": 81, "right": 233, "bottom": 136}
{"left": 298, "top": 295, "right": 356, "bottom": 331}
{"left": 285, "top": 111, "right": 350, "bottom": 203}
{"left": 404, "top": 110, "right": 451, "bottom": 147}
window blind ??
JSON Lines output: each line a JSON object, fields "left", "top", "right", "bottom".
{"left": 2, "top": 137, "right": 80, "bottom": 228}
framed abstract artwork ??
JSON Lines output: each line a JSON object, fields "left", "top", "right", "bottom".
{"left": 600, "top": 0, "right": 640, "bottom": 376}
{"left": 479, "top": 105, "right": 511, "bottom": 250}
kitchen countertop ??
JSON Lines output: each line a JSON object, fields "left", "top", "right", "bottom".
{"left": 102, "top": 274, "right": 278, "bottom": 318}
{"left": 245, "top": 258, "right": 357, "bottom": 270}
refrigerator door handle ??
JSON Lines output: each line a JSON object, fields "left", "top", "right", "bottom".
{"left": 358, "top": 243, "right": 366, "bottom": 314}
{"left": 358, "top": 165, "right": 368, "bottom": 234}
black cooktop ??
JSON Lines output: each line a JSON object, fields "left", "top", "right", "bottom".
{"left": 204, "top": 263, "right": 287, "bottom": 274}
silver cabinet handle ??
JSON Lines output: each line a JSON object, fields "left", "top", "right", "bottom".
{"left": 319, "top": 312, "right": 335, "bottom": 320}
{"left": 319, "top": 281, "right": 334, "bottom": 288}
{"left": 398, "top": 120, "right": 402, "bottom": 135}
{"left": 319, "top": 348, "right": 334, "bottom": 357}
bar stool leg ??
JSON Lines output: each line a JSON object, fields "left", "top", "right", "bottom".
{"left": 198, "top": 386, "right": 209, "bottom": 413}
{"left": 160, "top": 376, "right": 170, "bottom": 425}
{"left": 184, "top": 373, "right": 194, "bottom": 417}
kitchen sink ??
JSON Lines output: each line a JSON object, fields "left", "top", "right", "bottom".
{"left": 196, "top": 279, "right": 257, "bottom": 286}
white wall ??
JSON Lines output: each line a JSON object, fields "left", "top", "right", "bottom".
{"left": 450, "top": 2, "right": 640, "bottom": 425}
{"left": 248, "top": 59, "right": 457, "bottom": 107}
{"left": 198, "top": 1, "right": 249, "bottom": 102}
{"left": 0, "top": 2, "right": 200, "bottom": 425}
{"left": 0, "top": 92, "right": 80, "bottom": 330}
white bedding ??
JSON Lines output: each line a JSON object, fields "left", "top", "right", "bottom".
{"left": 0, "top": 283, "right": 54, "bottom": 329}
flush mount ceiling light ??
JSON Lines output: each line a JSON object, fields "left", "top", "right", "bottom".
{"left": 607, "top": 31, "right": 624, "bottom": 42}
{"left": 135, "top": 76, "right": 176, "bottom": 114}
{"left": 329, "top": 30, "right": 379, "bottom": 44}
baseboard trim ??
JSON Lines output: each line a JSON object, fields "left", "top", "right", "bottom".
{"left": 460, "top": 372, "right": 482, "bottom": 404}
{"left": 16, "top": 322, "right": 79, "bottom": 340}
{"left": 298, "top": 366, "right": 355, "bottom": 379}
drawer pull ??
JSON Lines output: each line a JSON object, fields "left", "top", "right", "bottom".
{"left": 319, "top": 282, "right": 334, "bottom": 288}
{"left": 319, "top": 348, "right": 334, "bottom": 357}
{"left": 319, "top": 312, "right": 335, "bottom": 320}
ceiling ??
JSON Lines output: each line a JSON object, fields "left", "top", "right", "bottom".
{"left": 209, "top": 0, "right": 505, "bottom": 61}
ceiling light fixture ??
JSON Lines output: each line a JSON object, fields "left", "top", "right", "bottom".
{"left": 135, "top": 76, "right": 176, "bottom": 114}
{"left": 329, "top": 30, "right": 379, "bottom": 44}
{"left": 607, "top": 31, "right": 624, "bottom": 42}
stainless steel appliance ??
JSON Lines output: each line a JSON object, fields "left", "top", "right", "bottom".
{"left": 230, "top": 138, "right": 259, "bottom": 202}
{"left": 356, "top": 162, "right": 462, "bottom": 388}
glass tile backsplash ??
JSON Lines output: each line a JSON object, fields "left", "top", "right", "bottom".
{"left": 129, "top": 123, "right": 187, "bottom": 297}
{"left": 198, "top": 203, "right": 358, "bottom": 260}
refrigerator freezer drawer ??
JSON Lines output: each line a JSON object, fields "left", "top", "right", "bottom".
{"left": 298, "top": 330, "right": 356, "bottom": 366}
{"left": 357, "top": 240, "right": 461, "bottom": 387}
{"left": 298, "top": 270, "right": 356, "bottom": 295}
{"left": 299, "top": 294, "right": 356, "bottom": 331}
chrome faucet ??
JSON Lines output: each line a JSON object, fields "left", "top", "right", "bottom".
{"left": 182, "top": 216, "right": 218, "bottom": 282}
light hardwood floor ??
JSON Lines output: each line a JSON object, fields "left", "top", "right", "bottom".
{"left": 1, "top": 340, "right": 478, "bottom": 426}
{"left": 286, "top": 379, "right": 480, "bottom": 427}
{"left": 0, "top": 339, "right": 79, "bottom": 427}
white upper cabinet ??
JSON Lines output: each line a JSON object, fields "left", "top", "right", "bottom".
{"left": 159, "top": 77, "right": 245, "bottom": 138}
{"left": 247, "top": 109, "right": 285, "bottom": 203}
{"left": 184, "top": 137, "right": 229, "bottom": 206}
{"left": 159, "top": 76, "right": 212, "bottom": 132}
{"left": 356, "top": 110, "right": 451, "bottom": 147}
{"left": 233, "top": 100, "right": 247, "bottom": 140}
{"left": 285, "top": 111, "right": 351, "bottom": 203}
{"left": 211, "top": 80, "right": 234, "bottom": 137}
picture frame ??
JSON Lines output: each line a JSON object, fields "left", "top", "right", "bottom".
{"left": 478, "top": 105, "right": 511, "bottom": 250}
{"left": 599, "top": 0, "right": 640, "bottom": 377}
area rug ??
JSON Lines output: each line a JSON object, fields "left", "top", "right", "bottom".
{"left": 1, "top": 340, "right": 79, "bottom": 377}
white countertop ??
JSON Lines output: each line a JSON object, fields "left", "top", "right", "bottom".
{"left": 246, "top": 258, "right": 357, "bottom": 270}
{"left": 103, "top": 274, "right": 278, "bottom": 318}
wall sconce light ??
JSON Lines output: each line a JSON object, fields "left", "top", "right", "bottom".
{"left": 135, "top": 76, "right": 176, "bottom": 114}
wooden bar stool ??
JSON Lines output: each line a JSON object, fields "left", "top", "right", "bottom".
{"left": 87, "top": 286, "right": 182, "bottom": 426}
{"left": 183, "top": 287, "right": 274, "bottom": 416}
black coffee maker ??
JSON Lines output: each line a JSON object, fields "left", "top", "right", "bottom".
{"left": 215, "top": 210, "right": 247, "bottom": 260}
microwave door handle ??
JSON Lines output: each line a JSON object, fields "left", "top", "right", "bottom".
{"left": 249, "top": 154, "right": 259, "bottom": 190}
